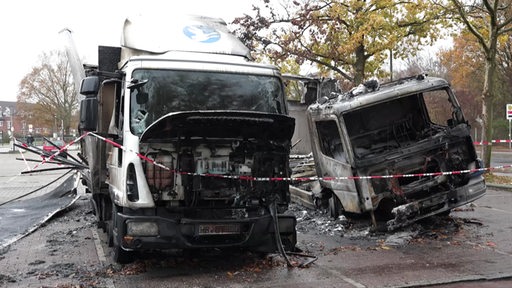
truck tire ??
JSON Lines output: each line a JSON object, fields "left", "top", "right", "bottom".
{"left": 102, "top": 198, "right": 113, "bottom": 247}
{"left": 99, "top": 197, "right": 109, "bottom": 233}
{"left": 107, "top": 221, "right": 114, "bottom": 247}
{"left": 329, "top": 195, "right": 344, "bottom": 219}
{"left": 91, "top": 195, "right": 106, "bottom": 231}
{"left": 113, "top": 243, "right": 134, "bottom": 264}
{"left": 111, "top": 204, "right": 135, "bottom": 263}
{"left": 106, "top": 206, "right": 114, "bottom": 247}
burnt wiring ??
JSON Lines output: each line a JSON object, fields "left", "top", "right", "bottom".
{"left": 42, "top": 136, "right": 84, "bottom": 164}
{"left": 4, "top": 139, "right": 84, "bottom": 206}
{"left": 13, "top": 140, "right": 88, "bottom": 173}
{"left": 269, "top": 200, "right": 318, "bottom": 268}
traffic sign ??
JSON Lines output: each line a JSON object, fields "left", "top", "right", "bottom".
{"left": 507, "top": 104, "right": 512, "bottom": 120}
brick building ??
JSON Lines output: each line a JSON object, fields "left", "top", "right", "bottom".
{"left": 0, "top": 101, "right": 18, "bottom": 142}
{"left": 0, "top": 101, "right": 54, "bottom": 143}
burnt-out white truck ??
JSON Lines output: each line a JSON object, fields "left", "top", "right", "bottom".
{"left": 307, "top": 74, "right": 486, "bottom": 230}
{"left": 68, "top": 15, "right": 296, "bottom": 262}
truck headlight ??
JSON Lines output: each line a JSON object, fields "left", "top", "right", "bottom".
{"left": 127, "top": 221, "right": 159, "bottom": 236}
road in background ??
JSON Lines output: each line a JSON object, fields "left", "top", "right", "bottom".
{"left": 0, "top": 149, "right": 74, "bottom": 204}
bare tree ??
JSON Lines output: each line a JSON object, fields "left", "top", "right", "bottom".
{"left": 447, "top": 0, "right": 512, "bottom": 167}
{"left": 17, "top": 50, "right": 79, "bottom": 136}
{"left": 395, "top": 53, "right": 447, "bottom": 79}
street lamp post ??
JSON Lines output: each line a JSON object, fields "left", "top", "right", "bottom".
{"left": 476, "top": 116, "right": 484, "bottom": 156}
{"left": 54, "top": 115, "right": 57, "bottom": 139}
{"left": 10, "top": 106, "right": 15, "bottom": 151}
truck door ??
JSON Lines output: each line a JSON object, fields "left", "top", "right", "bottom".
{"left": 312, "top": 119, "right": 361, "bottom": 213}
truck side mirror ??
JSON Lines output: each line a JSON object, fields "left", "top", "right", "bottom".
{"left": 79, "top": 97, "right": 98, "bottom": 131}
{"left": 80, "top": 76, "right": 100, "bottom": 96}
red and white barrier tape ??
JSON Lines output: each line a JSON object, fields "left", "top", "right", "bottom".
{"left": 89, "top": 132, "right": 172, "bottom": 171}
{"left": 31, "top": 132, "right": 91, "bottom": 171}
{"left": 87, "top": 133, "right": 501, "bottom": 182}
{"left": 29, "top": 132, "right": 510, "bottom": 181}
{"left": 474, "top": 139, "right": 512, "bottom": 145}
{"left": 14, "top": 139, "right": 31, "bottom": 171}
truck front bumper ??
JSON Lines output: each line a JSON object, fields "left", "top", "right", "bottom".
{"left": 387, "top": 175, "right": 486, "bottom": 230}
{"left": 115, "top": 212, "right": 296, "bottom": 253}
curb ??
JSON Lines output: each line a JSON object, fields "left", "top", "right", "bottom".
{"left": 486, "top": 182, "right": 512, "bottom": 191}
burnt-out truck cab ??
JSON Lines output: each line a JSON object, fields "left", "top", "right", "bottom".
{"left": 72, "top": 15, "right": 296, "bottom": 262}
{"left": 307, "top": 74, "right": 486, "bottom": 230}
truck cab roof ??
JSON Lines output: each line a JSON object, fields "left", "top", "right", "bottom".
{"left": 120, "top": 14, "right": 251, "bottom": 64}
{"left": 308, "top": 74, "right": 451, "bottom": 116}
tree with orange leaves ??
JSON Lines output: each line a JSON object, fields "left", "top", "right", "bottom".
{"left": 447, "top": 0, "right": 512, "bottom": 167}
{"left": 233, "top": 0, "right": 448, "bottom": 85}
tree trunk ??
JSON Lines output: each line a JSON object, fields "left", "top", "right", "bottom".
{"left": 481, "top": 35, "right": 498, "bottom": 168}
{"left": 481, "top": 83, "right": 493, "bottom": 168}
{"left": 354, "top": 44, "right": 366, "bottom": 85}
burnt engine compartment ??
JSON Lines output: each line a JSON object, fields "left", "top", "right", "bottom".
{"left": 140, "top": 138, "right": 291, "bottom": 217}
{"left": 367, "top": 131, "right": 477, "bottom": 202}
{"left": 136, "top": 111, "right": 296, "bottom": 220}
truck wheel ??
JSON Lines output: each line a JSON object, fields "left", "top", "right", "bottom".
{"left": 91, "top": 195, "right": 106, "bottom": 231}
{"left": 113, "top": 243, "right": 134, "bottom": 264}
{"left": 111, "top": 204, "right": 135, "bottom": 263}
{"left": 329, "top": 195, "right": 343, "bottom": 219}
{"left": 103, "top": 199, "right": 113, "bottom": 247}
{"left": 106, "top": 220, "right": 114, "bottom": 247}
{"left": 99, "top": 198, "right": 109, "bottom": 233}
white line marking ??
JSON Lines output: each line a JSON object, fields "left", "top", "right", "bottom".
{"left": 91, "top": 228, "right": 107, "bottom": 263}
{"left": 324, "top": 267, "right": 367, "bottom": 287}
{"left": 91, "top": 228, "right": 116, "bottom": 288}
{"left": 481, "top": 206, "right": 512, "bottom": 215}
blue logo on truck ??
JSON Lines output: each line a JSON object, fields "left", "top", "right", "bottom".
{"left": 183, "top": 25, "right": 221, "bottom": 43}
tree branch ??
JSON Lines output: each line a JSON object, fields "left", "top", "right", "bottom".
{"left": 450, "top": 0, "right": 490, "bottom": 55}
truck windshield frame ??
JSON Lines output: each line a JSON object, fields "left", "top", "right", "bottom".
{"left": 129, "top": 69, "right": 286, "bottom": 135}
{"left": 343, "top": 87, "right": 463, "bottom": 160}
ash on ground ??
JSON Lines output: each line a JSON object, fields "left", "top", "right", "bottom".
{"left": 289, "top": 203, "right": 354, "bottom": 237}
{"left": 288, "top": 202, "right": 479, "bottom": 252}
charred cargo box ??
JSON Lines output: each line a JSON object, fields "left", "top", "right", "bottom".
{"left": 307, "top": 74, "right": 486, "bottom": 230}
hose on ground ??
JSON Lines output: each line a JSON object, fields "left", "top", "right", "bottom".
{"left": 269, "top": 200, "right": 318, "bottom": 268}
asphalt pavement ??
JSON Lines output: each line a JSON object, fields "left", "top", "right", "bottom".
{"left": 2, "top": 151, "right": 512, "bottom": 287}
{"left": 2, "top": 184, "right": 512, "bottom": 287}
{"left": 0, "top": 150, "right": 80, "bottom": 252}
{"left": 0, "top": 149, "right": 72, "bottom": 205}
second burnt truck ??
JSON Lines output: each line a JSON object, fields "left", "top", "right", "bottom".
{"left": 307, "top": 75, "right": 486, "bottom": 230}
{"left": 67, "top": 15, "right": 296, "bottom": 262}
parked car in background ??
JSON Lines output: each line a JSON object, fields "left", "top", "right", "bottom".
{"left": 42, "top": 139, "right": 67, "bottom": 155}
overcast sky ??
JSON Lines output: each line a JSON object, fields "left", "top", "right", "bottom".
{"left": 0, "top": 0, "right": 256, "bottom": 102}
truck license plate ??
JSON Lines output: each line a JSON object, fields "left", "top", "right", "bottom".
{"left": 198, "top": 224, "right": 241, "bottom": 235}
